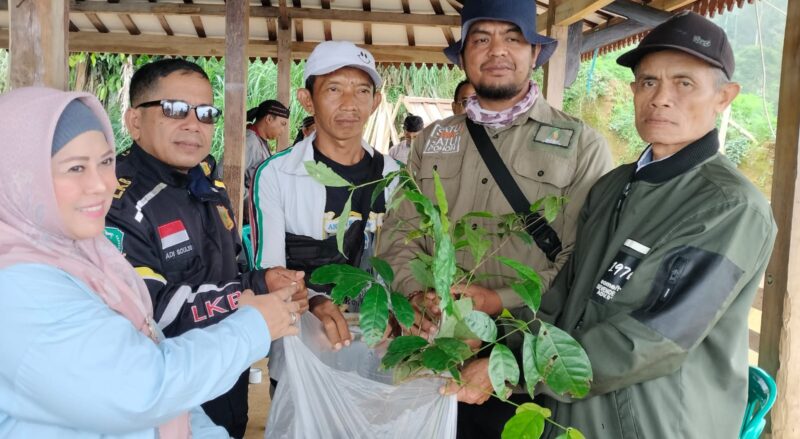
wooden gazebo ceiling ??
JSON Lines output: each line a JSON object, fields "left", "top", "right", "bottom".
{"left": 0, "top": 0, "right": 754, "bottom": 65}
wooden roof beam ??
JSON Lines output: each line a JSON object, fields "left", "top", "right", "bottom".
{"left": 602, "top": 0, "right": 673, "bottom": 27}
{"left": 0, "top": 30, "right": 450, "bottom": 64}
{"left": 647, "top": 0, "right": 697, "bottom": 11}
{"left": 401, "top": 0, "right": 415, "bottom": 46}
{"left": 551, "top": 0, "right": 615, "bottom": 26}
{"left": 67, "top": 3, "right": 460, "bottom": 28}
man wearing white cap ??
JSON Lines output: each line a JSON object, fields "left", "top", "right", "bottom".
{"left": 250, "top": 41, "right": 399, "bottom": 348}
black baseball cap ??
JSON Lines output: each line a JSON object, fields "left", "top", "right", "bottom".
{"left": 617, "top": 11, "right": 734, "bottom": 79}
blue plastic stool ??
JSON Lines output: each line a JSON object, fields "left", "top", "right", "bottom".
{"left": 740, "top": 366, "right": 777, "bottom": 439}
{"left": 242, "top": 224, "right": 254, "bottom": 270}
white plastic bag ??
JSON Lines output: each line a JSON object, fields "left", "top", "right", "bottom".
{"left": 266, "top": 312, "right": 457, "bottom": 439}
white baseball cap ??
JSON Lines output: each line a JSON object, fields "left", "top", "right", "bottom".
{"left": 303, "top": 41, "right": 383, "bottom": 89}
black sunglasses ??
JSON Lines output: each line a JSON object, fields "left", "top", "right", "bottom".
{"left": 136, "top": 99, "right": 221, "bottom": 124}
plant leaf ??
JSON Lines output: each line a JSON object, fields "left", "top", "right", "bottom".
{"left": 465, "top": 224, "right": 492, "bottom": 265}
{"left": 382, "top": 336, "right": 428, "bottom": 368}
{"left": 330, "top": 280, "right": 369, "bottom": 303}
{"left": 391, "top": 357, "right": 424, "bottom": 382}
{"left": 390, "top": 293, "right": 415, "bottom": 328}
{"left": 310, "top": 264, "right": 373, "bottom": 285}
{"left": 433, "top": 171, "right": 449, "bottom": 218}
{"left": 370, "top": 178, "right": 390, "bottom": 207}
{"left": 522, "top": 332, "right": 541, "bottom": 397}
{"left": 336, "top": 194, "right": 353, "bottom": 256}
{"left": 359, "top": 284, "right": 390, "bottom": 346}
{"left": 409, "top": 258, "right": 436, "bottom": 289}
{"left": 497, "top": 256, "right": 543, "bottom": 286}
{"left": 421, "top": 346, "right": 452, "bottom": 372}
{"left": 304, "top": 160, "right": 351, "bottom": 187}
{"left": 510, "top": 280, "right": 542, "bottom": 314}
{"left": 489, "top": 344, "right": 520, "bottom": 400}
{"left": 535, "top": 322, "right": 593, "bottom": 398}
{"left": 435, "top": 337, "right": 474, "bottom": 363}
{"left": 543, "top": 195, "right": 567, "bottom": 223}
{"left": 501, "top": 411, "right": 545, "bottom": 439}
{"left": 515, "top": 402, "right": 551, "bottom": 418}
{"left": 464, "top": 310, "right": 497, "bottom": 343}
{"left": 370, "top": 256, "right": 395, "bottom": 285}
{"left": 555, "top": 428, "right": 586, "bottom": 439}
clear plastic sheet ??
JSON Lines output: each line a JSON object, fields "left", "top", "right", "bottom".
{"left": 266, "top": 312, "right": 457, "bottom": 439}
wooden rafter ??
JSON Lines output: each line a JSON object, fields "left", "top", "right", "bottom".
{"left": 157, "top": 14, "right": 174, "bottom": 36}
{"left": 85, "top": 12, "right": 109, "bottom": 33}
{"left": 69, "top": 20, "right": 80, "bottom": 33}
{"left": 552, "top": 0, "right": 615, "bottom": 26}
{"left": 430, "top": 0, "right": 455, "bottom": 45}
{"left": 292, "top": 0, "right": 304, "bottom": 41}
{"left": 322, "top": 0, "right": 332, "bottom": 41}
{"left": 181, "top": 0, "right": 206, "bottom": 38}
{"left": 0, "top": 30, "right": 450, "bottom": 64}
{"left": 262, "top": 0, "right": 277, "bottom": 41}
{"left": 602, "top": 0, "right": 673, "bottom": 27}
{"left": 66, "top": 3, "right": 460, "bottom": 28}
{"left": 363, "top": 0, "right": 372, "bottom": 45}
{"left": 401, "top": 0, "right": 415, "bottom": 46}
{"left": 119, "top": 14, "right": 142, "bottom": 36}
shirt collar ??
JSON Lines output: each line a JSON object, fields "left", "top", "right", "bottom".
{"left": 634, "top": 129, "right": 720, "bottom": 183}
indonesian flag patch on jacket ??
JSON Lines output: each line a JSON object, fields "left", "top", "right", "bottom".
{"left": 158, "top": 220, "right": 190, "bottom": 249}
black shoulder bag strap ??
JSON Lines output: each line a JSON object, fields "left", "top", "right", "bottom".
{"left": 465, "top": 118, "right": 562, "bottom": 262}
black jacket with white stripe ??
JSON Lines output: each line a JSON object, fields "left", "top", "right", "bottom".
{"left": 106, "top": 144, "right": 268, "bottom": 337}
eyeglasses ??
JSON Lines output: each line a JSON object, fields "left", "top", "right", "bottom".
{"left": 136, "top": 99, "right": 221, "bottom": 124}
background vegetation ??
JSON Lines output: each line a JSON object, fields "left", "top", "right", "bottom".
{"left": 0, "top": 0, "right": 783, "bottom": 196}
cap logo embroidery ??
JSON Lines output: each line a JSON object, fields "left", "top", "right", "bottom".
{"left": 358, "top": 51, "right": 371, "bottom": 64}
{"left": 693, "top": 35, "right": 711, "bottom": 47}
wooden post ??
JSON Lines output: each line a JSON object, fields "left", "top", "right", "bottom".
{"left": 276, "top": 0, "right": 291, "bottom": 151}
{"left": 9, "top": 0, "right": 68, "bottom": 89}
{"left": 543, "top": 3, "right": 568, "bottom": 110}
{"left": 222, "top": 0, "right": 249, "bottom": 228}
{"left": 759, "top": 0, "right": 800, "bottom": 437}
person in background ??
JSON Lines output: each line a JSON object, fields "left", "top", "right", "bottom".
{"left": 242, "top": 100, "right": 290, "bottom": 222}
{"left": 387, "top": 114, "right": 424, "bottom": 165}
{"left": 451, "top": 79, "right": 476, "bottom": 116}
{"left": 106, "top": 59, "right": 307, "bottom": 438}
{"left": 0, "top": 86, "right": 301, "bottom": 438}
{"left": 250, "top": 41, "right": 399, "bottom": 350}
{"left": 292, "top": 115, "right": 316, "bottom": 146}
{"left": 379, "top": 0, "right": 612, "bottom": 436}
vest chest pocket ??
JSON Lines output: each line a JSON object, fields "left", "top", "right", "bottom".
{"left": 417, "top": 153, "right": 464, "bottom": 198}
{"left": 510, "top": 147, "right": 574, "bottom": 199}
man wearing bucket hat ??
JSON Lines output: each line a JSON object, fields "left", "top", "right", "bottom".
{"left": 378, "top": 1, "right": 611, "bottom": 434}
{"left": 521, "top": 11, "right": 775, "bottom": 438}
{"left": 250, "top": 41, "right": 399, "bottom": 349}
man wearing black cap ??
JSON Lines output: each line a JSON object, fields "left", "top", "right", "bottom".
{"left": 527, "top": 11, "right": 776, "bottom": 438}
{"left": 388, "top": 114, "right": 424, "bottom": 165}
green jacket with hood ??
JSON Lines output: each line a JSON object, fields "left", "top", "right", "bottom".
{"left": 538, "top": 129, "right": 776, "bottom": 439}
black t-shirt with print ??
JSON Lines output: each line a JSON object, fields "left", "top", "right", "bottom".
{"left": 313, "top": 146, "right": 386, "bottom": 221}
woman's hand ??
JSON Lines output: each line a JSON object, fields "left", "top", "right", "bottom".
{"left": 238, "top": 284, "right": 301, "bottom": 340}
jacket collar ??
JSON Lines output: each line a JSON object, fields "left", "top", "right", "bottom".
{"left": 281, "top": 132, "right": 377, "bottom": 176}
{"left": 130, "top": 143, "right": 192, "bottom": 188}
{"left": 634, "top": 129, "right": 719, "bottom": 183}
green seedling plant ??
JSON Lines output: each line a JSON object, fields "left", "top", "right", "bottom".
{"left": 305, "top": 161, "right": 592, "bottom": 439}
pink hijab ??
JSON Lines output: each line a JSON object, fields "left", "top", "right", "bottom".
{"left": 0, "top": 87, "right": 190, "bottom": 438}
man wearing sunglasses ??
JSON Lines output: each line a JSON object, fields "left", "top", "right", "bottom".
{"left": 105, "top": 58, "right": 307, "bottom": 438}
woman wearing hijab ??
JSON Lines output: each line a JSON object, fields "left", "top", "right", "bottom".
{"left": 0, "top": 87, "right": 301, "bottom": 438}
